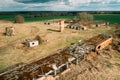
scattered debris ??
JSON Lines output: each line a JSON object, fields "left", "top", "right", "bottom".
{"left": 112, "top": 28, "right": 120, "bottom": 52}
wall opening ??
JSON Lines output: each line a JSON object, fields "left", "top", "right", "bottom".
{"left": 97, "top": 45, "right": 101, "bottom": 49}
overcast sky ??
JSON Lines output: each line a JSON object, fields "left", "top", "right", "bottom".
{"left": 0, "top": 0, "right": 120, "bottom": 11}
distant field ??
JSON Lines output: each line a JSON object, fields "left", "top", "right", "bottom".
{"left": 0, "top": 14, "right": 74, "bottom": 22}
{"left": 94, "top": 14, "right": 120, "bottom": 24}
{"left": 0, "top": 13, "right": 120, "bottom": 23}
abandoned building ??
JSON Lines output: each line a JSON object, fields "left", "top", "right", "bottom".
{"left": 24, "top": 35, "right": 42, "bottom": 47}
{"left": 92, "top": 21, "right": 109, "bottom": 27}
{"left": 66, "top": 23, "right": 87, "bottom": 30}
{"left": 44, "top": 20, "right": 61, "bottom": 25}
{"left": 44, "top": 21, "right": 51, "bottom": 25}
{"left": 25, "top": 40, "right": 39, "bottom": 47}
{"left": 5, "top": 27, "right": 15, "bottom": 36}
{"left": 0, "top": 34, "right": 112, "bottom": 80}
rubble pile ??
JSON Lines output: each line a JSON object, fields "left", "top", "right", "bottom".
{"left": 112, "top": 27, "right": 120, "bottom": 52}
{"left": 67, "top": 41, "right": 95, "bottom": 59}
{"left": 112, "top": 40, "right": 120, "bottom": 52}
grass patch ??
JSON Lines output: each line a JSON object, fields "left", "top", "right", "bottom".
{"left": 0, "top": 47, "right": 8, "bottom": 55}
{"left": 115, "top": 63, "right": 120, "bottom": 68}
{"left": 97, "top": 76, "right": 107, "bottom": 80}
{"left": 103, "top": 29, "right": 113, "bottom": 35}
{"left": 0, "top": 60, "right": 7, "bottom": 70}
{"left": 104, "top": 61, "right": 113, "bottom": 68}
{"left": 65, "top": 36, "right": 84, "bottom": 45}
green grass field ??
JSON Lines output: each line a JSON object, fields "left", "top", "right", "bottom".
{"left": 94, "top": 14, "right": 120, "bottom": 24}
{"left": 0, "top": 14, "right": 74, "bottom": 22}
{"left": 0, "top": 13, "right": 120, "bottom": 23}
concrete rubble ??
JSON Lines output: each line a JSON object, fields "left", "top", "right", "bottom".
{"left": 67, "top": 41, "right": 95, "bottom": 59}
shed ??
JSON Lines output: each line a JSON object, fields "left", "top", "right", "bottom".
{"left": 25, "top": 40, "right": 39, "bottom": 47}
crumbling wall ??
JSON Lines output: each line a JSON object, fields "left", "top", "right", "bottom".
{"left": 5, "top": 27, "right": 15, "bottom": 36}
{"left": 59, "top": 20, "right": 65, "bottom": 32}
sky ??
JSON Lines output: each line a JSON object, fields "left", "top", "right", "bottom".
{"left": 0, "top": 0, "right": 120, "bottom": 11}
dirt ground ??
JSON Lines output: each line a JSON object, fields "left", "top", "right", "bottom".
{"left": 0, "top": 20, "right": 112, "bottom": 70}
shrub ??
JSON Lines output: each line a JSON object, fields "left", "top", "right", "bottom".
{"left": 14, "top": 15, "right": 24, "bottom": 23}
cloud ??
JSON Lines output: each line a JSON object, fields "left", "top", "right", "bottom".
{"left": 0, "top": 0, "right": 120, "bottom": 11}
{"left": 15, "top": 0, "right": 57, "bottom": 3}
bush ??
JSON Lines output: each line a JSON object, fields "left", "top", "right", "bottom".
{"left": 34, "top": 35, "right": 43, "bottom": 44}
{"left": 14, "top": 15, "right": 24, "bottom": 23}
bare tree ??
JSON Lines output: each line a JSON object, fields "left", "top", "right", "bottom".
{"left": 76, "top": 12, "right": 93, "bottom": 22}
